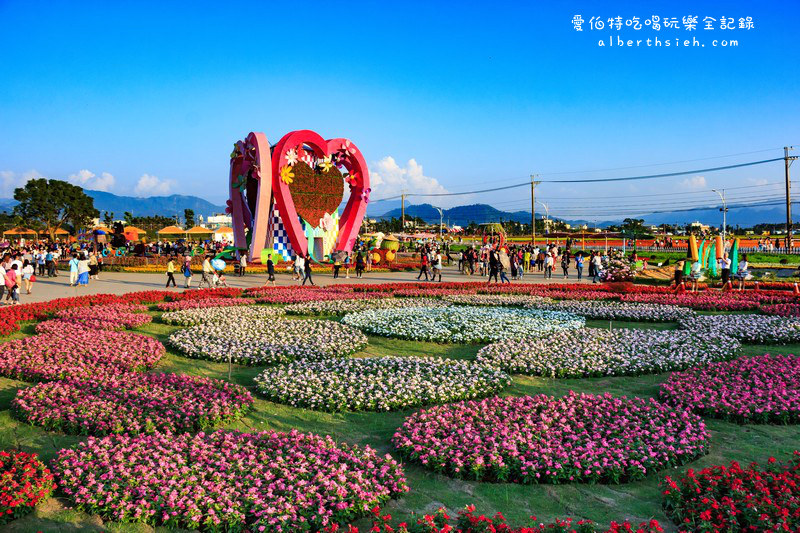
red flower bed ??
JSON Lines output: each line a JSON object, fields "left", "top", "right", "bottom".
{"left": 325, "top": 505, "right": 663, "bottom": 532}
{"left": 762, "top": 303, "right": 800, "bottom": 317}
{"left": 661, "top": 452, "right": 800, "bottom": 532}
{"left": 0, "top": 450, "right": 55, "bottom": 524}
{"left": 168, "top": 287, "right": 244, "bottom": 301}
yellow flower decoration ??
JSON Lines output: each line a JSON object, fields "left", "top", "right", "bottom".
{"left": 319, "top": 155, "right": 334, "bottom": 173}
{"left": 280, "top": 165, "right": 295, "bottom": 185}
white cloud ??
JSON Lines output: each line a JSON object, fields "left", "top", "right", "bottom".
{"left": 747, "top": 177, "right": 769, "bottom": 186}
{"left": 134, "top": 173, "right": 175, "bottom": 196}
{"left": 679, "top": 175, "right": 707, "bottom": 190}
{"left": 68, "top": 169, "right": 116, "bottom": 192}
{"left": 0, "top": 169, "right": 47, "bottom": 197}
{"left": 371, "top": 156, "right": 449, "bottom": 200}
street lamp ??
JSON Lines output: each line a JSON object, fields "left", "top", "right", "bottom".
{"left": 433, "top": 206, "right": 443, "bottom": 240}
{"left": 711, "top": 189, "right": 728, "bottom": 242}
{"left": 536, "top": 201, "right": 549, "bottom": 238}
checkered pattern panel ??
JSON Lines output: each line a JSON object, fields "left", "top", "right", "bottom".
{"left": 271, "top": 208, "right": 294, "bottom": 261}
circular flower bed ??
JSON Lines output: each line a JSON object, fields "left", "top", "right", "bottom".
{"left": 530, "top": 300, "right": 692, "bottom": 322}
{"left": 0, "top": 450, "right": 55, "bottom": 525}
{"left": 659, "top": 354, "right": 800, "bottom": 424}
{"left": 46, "top": 303, "right": 152, "bottom": 330}
{"left": 53, "top": 429, "right": 408, "bottom": 530}
{"left": 393, "top": 391, "right": 709, "bottom": 484}
{"left": 254, "top": 357, "right": 512, "bottom": 412}
{"left": 341, "top": 306, "right": 584, "bottom": 343}
{"left": 0, "top": 325, "right": 165, "bottom": 382}
{"left": 284, "top": 297, "right": 447, "bottom": 316}
{"left": 160, "top": 304, "right": 285, "bottom": 326}
{"left": 13, "top": 373, "right": 253, "bottom": 435}
{"left": 662, "top": 453, "right": 800, "bottom": 532}
{"left": 476, "top": 328, "right": 740, "bottom": 378}
{"left": 442, "top": 294, "right": 552, "bottom": 307}
{"left": 168, "top": 318, "right": 367, "bottom": 365}
{"left": 679, "top": 314, "right": 800, "bottom": 344}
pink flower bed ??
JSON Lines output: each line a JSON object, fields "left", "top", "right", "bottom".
{"left": 761, "top": 303, "right": 800, "bottom": 317}
{"left": 255, "top": 290, "right": 387, "bottom": 305}
{"left": 619, "top": 293, "right": 760, "bottom": 311}
{"left": 393, "top": 391, "right": 709, "bottom": 484}
{"left": 54, "top": 429, "right": 408, "bottom": 530}
{"left": 0, "top": 324, "right": 165, "bottom": 382}
{"left": 44, "top": 303, "right": 152, "bottom": 331}
{"left": 660, "top": 354, "right": 800, "bottom": 424}
{"left": 13, "top": 373, "right": 253, "bottom": 435}
{"left": 156, "top": 297, "right": 253, "bottom": 311}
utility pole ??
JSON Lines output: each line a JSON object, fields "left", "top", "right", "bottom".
{"left": 712, "top": 189, "right": 727, "bottom": 243}
{"left": 785, "top": 146, "right": 797, "bottom": 249}
{"left": 400, "top": 192, "right": 406, "bottom": 232}
{"left": 530, "top": 175, "right": 540, "bottom": 245}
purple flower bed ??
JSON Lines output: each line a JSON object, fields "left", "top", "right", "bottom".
{"left": 53, "top": 429, "right": 408, "bottom": 530}
{"left": 393, "top": 391, "right": 709, "bottom": 484}
{"left": 35, "top": 304, "right": 152, "bottom": 332}
{"left": 156, "top": 297, "right": 253, "bottom": 311}
{"left": 0, "top": 324, "right": 165, "bottom": 382}
{"left": 13, "top": 373, "right": 253, "bottom": 435}
{"left": 660, "top": 354, "right": 800, "bottom": 424}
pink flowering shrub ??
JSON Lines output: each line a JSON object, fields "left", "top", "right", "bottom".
{"left": 393, "top": 392, "right": 709, "bottom": 484}
{"left": 156, "top": 297, "right": 252, "bottom": 311}
{"left": 0, "top": 324, "right": 165, "bottom": 382}
{"left": 13, "top": 373, "right": 253, "bottom": 436}
{"left": 54, "top": 429, "right": 408, "bottom": 530}
{"left": 761, "top": 303, "right": 800, "bottom": 317}
{"left": 660, "top": 354, "right": 800, "bottom": 424}
{"left": 41, "top": 303, "right": 152, "bottom": 331}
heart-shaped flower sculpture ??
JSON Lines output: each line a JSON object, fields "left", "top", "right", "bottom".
{"left": 229, "top": 130, "right": 369, "bottom": 261}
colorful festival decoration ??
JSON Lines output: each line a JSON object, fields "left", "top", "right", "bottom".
{"left": 228, "top": 130, "right": 370, "bottom": 262}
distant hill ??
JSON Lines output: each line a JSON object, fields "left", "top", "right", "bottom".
{"left": 0, "top": 191, "right": 226, "bottom": 217}
{"left": 379, "top": 203, "right": 532, "bottom": 226}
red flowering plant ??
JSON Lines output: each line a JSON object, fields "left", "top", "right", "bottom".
{"left": 0, "top": 450, "right": 55, "bottom": 524}
{"left": 324, "top": 505, "right": 663, "bottom": 533}
{"left": 661, "top": 452, "right": 800, "bottom": 532}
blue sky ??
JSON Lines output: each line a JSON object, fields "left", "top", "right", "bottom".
{"left": 0, "top": 0, "right": 797, "bottom": 220}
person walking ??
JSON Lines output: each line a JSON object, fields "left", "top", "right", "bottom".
{"left": 239, "top": 254, "right": 247, "bottom": 277}
{"left": 45, "top": 250, "right": 56, "bottom": 277}
{"left": 265, "top": 255, "right": 276, "bottom": 286}
{"left": 592, "top": 253, "right": 603, "bottom": 283}
{"left": 416, "top": 251, "right": 429, "bottom": 281}
{"left": 737, "top": 254, "right": 749, "bottom": 291}
{"left": 486, "top": 249, "right": 499, "bottom": 285}
{"left": 302, "top": 253, "right": 314, "bottom": 286}
{"left": 432, "top": 250, "right": 443, "bottom": 282}
{"left": 166, "top": 256, "right": 177, "bottom": 287}
{"left": 355, "top": 252, "right": 365, "bottom": 278}
{"left": 68, "top": 253, "right": 79, "bottom": 286}
{"left": 575, "top": 254, "right": 584, "bottom": 281}
{"left": 77, "top": 253, "right": 90, "bottom": 287}
{"left": 88, "top": 252, "right": 99, "bottom": 280}
{"left": 295, "top": 254, "right": 305, "bottom": 285}
{"left": 333, "top": 255, "right": 342, "bottom": 279}
{"left": 182, "top": 256, "right": 193, "bottom": 288}
{"left": 5, "top": 264, "right": 19, "bottom": 304}
{"left": 199, "top": 255, "right": 214, "bottom": 288}
{"left": 561, "top": 252, "right": 570, "bottom": 279}
{"left": 720, "top": 252, "right": 732, "bottom": 290}
{"left": 344, "top": 252, "right": 351, "bottom": 279}
{"left": 544, "top": 253, "right": 553, "bottom": 279}
{"left": 21, "top": 259, "right": 35, "bottom": 295}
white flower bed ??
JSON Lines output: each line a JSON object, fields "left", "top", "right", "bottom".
{"left": 161, "top": 305, "right": 285, "bottom": 326}
{"left": 254, "top": 357, "right": 512, "bottom": 412}
{"left": 284, "top": 297, "right": 448, "bottom": 316}
{"left": 679, "top": 314, "right": 800, "bottom": 344}
{"left": 168, "top": 318, "right": 367, "bottom": 365}
{"left": 341, "top": 306, "right": 584, "bottom": 343}
{"left": 476, "top": 328, "right": 741, "bottom": 377}
{"left": 442, "top": 294, "right": 552, "bottom": 307}
{"left": 528, "top": 300, "right": 693, "bottom": 322}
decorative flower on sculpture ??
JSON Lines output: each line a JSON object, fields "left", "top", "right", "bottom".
{"left": 319, "top": 155, "right": 334, "bottom": 173}
{"left": 285, "top": 148, "right": 298, "bottom": 166}
{"left": 320, "top": 213, "right": 335, "bottom": 232}
{"left": 280, "top": 165, "right": 295, "bottom": 185}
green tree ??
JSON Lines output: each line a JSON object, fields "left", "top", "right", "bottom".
{"left": 103, "top": 211, "right": 115, "bottom": 226}
{"left": 13, "top": 179, "right": 98, "bottom": 239}
{"left": 184, "top": 208, "right": 195, "bottom": 228}
{"left": 123, "top": 211, "right": 134, "bottom": 225}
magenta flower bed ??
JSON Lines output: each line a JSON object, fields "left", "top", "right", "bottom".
{"left": 37, "top": 303, "right": 152, "bottom": 332}
{"left": 660, "top": 354, "right": 800, "bottom": 424}
{"left": 13, "top": 372, "right": 253, "bottom": 436}
{"left": 255, "top": 290, "right": 387, "bottom": 305}
{"left": 0, "top": 324, "right": 165, "bottom": 382}
{"left": 54, "top": 429, "right": 408, "bottom": 530}
{"left": 393, "top": 392, "right": 709, "bottom": 484}
{"left": 156, "top": 297, "right": 253, "bottom": 311}
{"left": 761, "top": 303, "right": 800, "bottom": 317}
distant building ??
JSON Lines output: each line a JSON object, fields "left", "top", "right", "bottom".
{"left": 689, "top": 221, "right": 710, "bottom": 232}
{"left": 206, "top": 213, "right": 232, "bottom": 228}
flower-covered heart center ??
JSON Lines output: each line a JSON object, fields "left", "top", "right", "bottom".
{"left": 288, "top": 161, "right": 344, "bottom": 226}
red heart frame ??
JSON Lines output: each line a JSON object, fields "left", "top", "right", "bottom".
{"left": 271, "top": 130, "right": 370, "bottom": 258}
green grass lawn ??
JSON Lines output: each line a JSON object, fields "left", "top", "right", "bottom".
{"left": 1, "top": 312, "right": 799, "bottom": 532}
